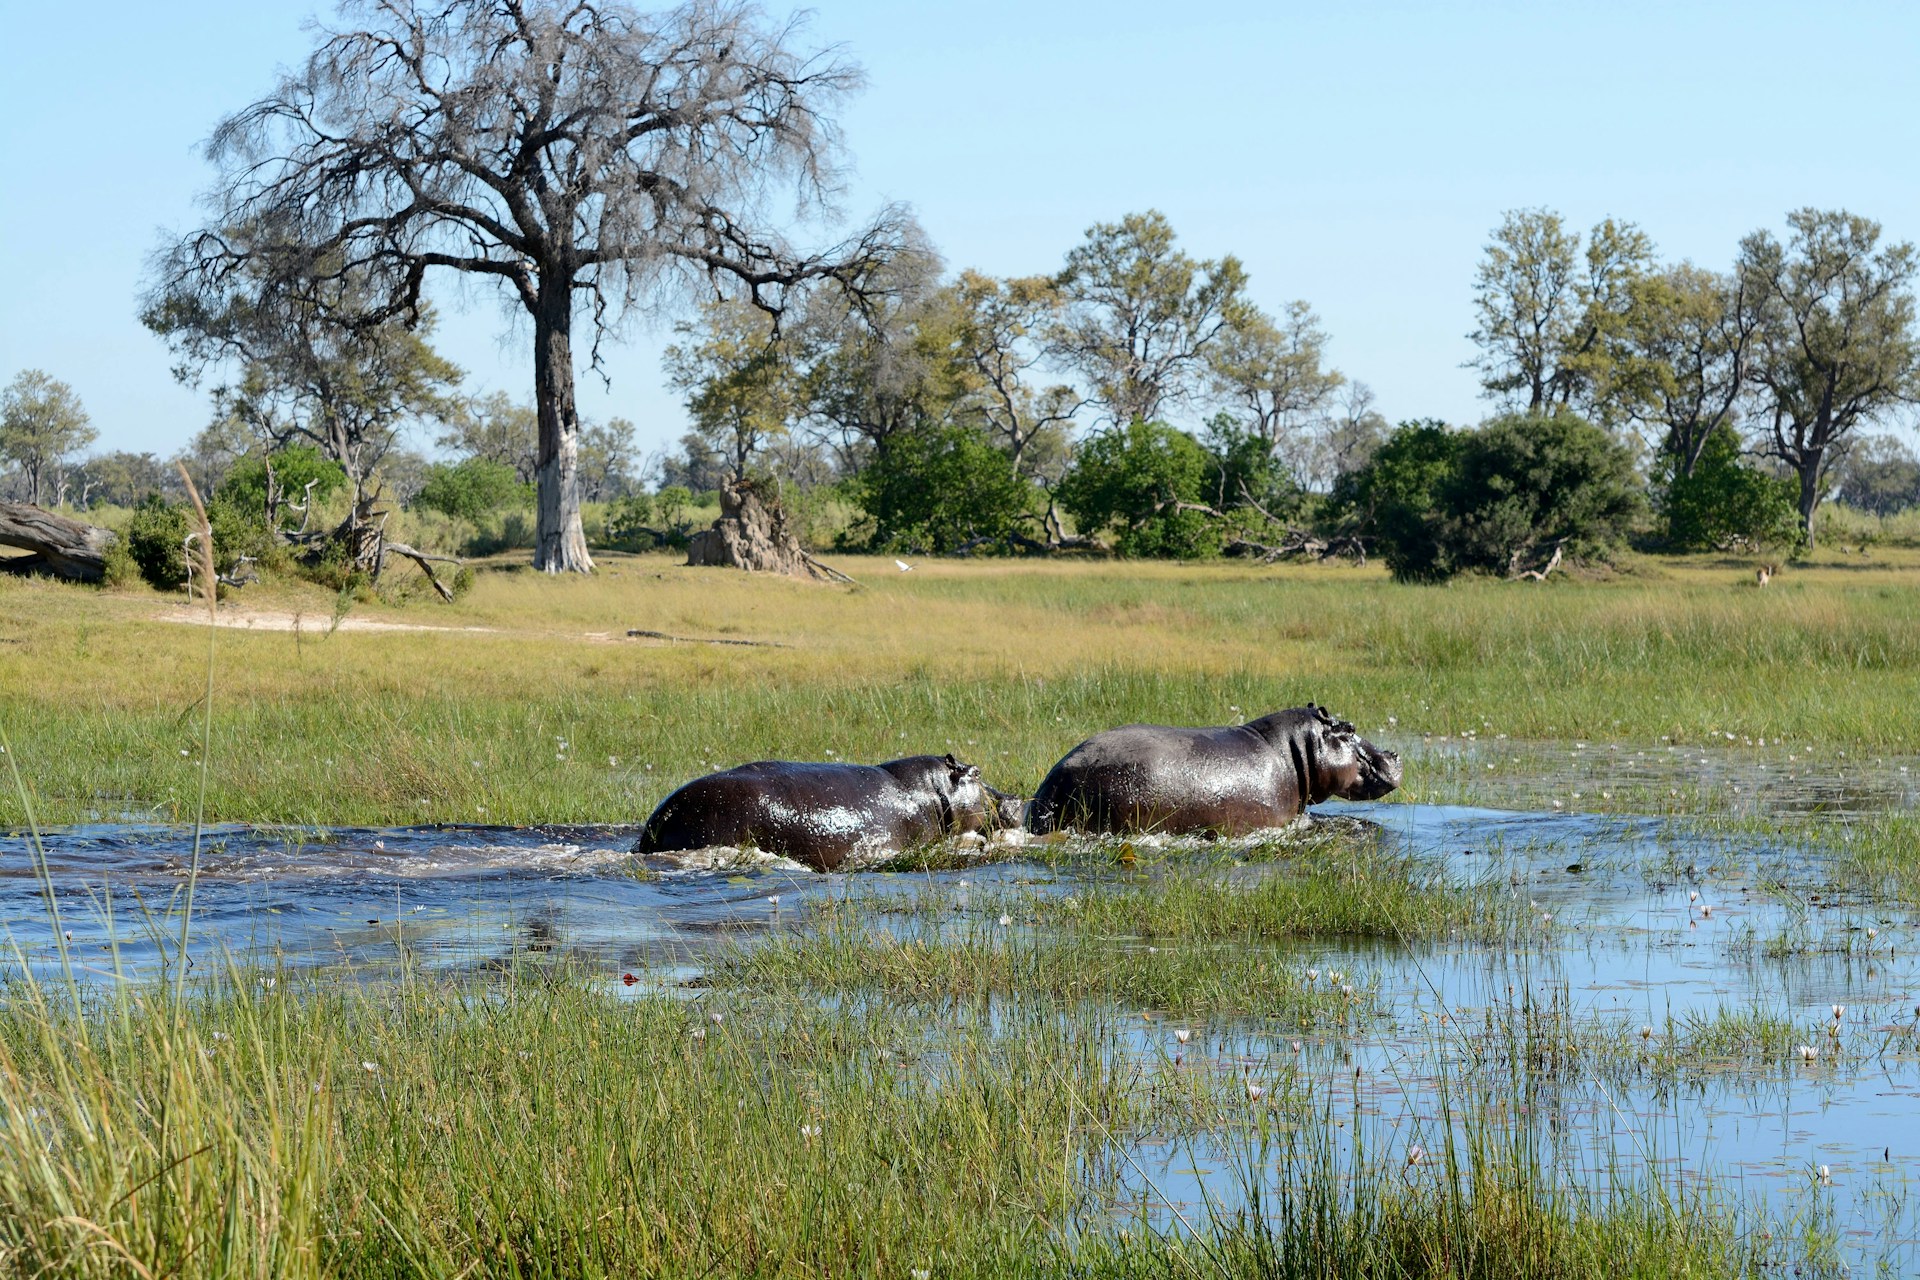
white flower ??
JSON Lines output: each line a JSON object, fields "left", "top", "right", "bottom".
{"left": 1640, "top": 1025, "right": 1653, "bottom": 1040}
{"left": 1341, "top": 984, "right": 1356, "bottom": 997}
{"left": 1698, "top": 904, "right": 1712, "bottom": 918}
{"left": 912, "top": 1270, "right": 931, "bottom": 1280}
{"left": 1245, "top": 1081, "right": 1264, "bottom": 1101}
{"left": 1174, "top": 1028, "right": 1191, "bottom": 1045}
{"left": 1868, "top": 927, "right": 1879, "bottom": 940}
{"left": 690, "top": 1028, "right": 707, "bottom": 1042}
{"left": 1688, "top": 890, "right": 1699, "bottom": 903}
{"left": 1307, "top": 968, "right": 1320, "bottom": 982}
{"left": 1407, "top": 1143, "right": 1426, "bottom": 1166}
{"left": 767, "top": 895, "right": 781, "bottom": 907}
{"left": 710, "top": 1011, "right": 724, "bottom": 1025}
{"left": 998, "top": 914, "right": 1012, "bottom": 927}
{"left": 1818, "top": 1164, "right": 1833, "bottom": 1186}
{"left": 1832, "top": 1003, "right": 1845, "bottom": 1021}
{"left": 362, "top": 1061, "right": 379, "bottom": 1073}
{"left": 1797, "top": 1044, "right": 1818, "bottom": 1061}
{"left": 799, "top": 1123, "right": 821, "bottom": 1140}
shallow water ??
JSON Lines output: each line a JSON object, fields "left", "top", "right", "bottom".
{"left": 5, "top": 738, "right": 1919, "bottom": 1267}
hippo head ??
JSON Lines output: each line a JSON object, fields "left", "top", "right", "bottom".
{"left": 934, "top": 756, "right": 1029, "bottom": 834}
{"left": 1267, "top": 704, "right": 1401, "bottom": 804}
{"left": 940, "top": 754, "right": 994, "bottom": 835}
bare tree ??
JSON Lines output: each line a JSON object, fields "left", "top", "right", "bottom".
{"left": 1050, "top": 210, "right": 1250, "bottom": 427}
{"left": 156, "top": 0, "right": 912, "bottom": 573}
{"left": 1737, "top": 208, "right": 1920, "bottom": 544}
{"left": 0, "top": 371, "right": 96, "bottom": 507}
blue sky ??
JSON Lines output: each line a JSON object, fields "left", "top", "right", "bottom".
{"left": 3, "top": 1, "right": 1917, "bottom": 462}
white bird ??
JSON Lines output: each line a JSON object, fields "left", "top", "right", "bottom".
{"left": 894, "top": 559, "right": 914, "bottom": 572}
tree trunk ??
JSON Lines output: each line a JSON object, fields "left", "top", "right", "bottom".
{"left": 0, "top": 501, "right": 115, "bottom": 581}
{"left": 1798, "top": 460, "right": 1821, "bottom": 549}
{"left": 531, "top": 285, "right": 594, "bottom": 574}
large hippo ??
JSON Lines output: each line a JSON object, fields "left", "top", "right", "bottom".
{"left": 1027, "top": 705, "right": 1401, "bottom": 837}
{"left": 634, "top": 754, "right": 1024, "bottom": 872}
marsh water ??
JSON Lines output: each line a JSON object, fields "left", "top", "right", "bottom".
{"left": 6, "top": 737, "right": 1920, "bottom": 1269}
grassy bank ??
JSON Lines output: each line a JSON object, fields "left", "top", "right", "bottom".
{"left": 3, "top": 549, "right": 1918, "bottom": 826}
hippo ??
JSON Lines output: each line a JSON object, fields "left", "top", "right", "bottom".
{"left": 1026, "top": 705, "right": 1401, "bottom": 837}
{"left": 634, "top": 754, "right": 1026, "bottom": 872}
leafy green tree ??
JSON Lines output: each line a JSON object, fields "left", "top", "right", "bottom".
{"left": 1657, "top": 423, "right": 1800, "bottom": 551}
{"left": 1207, "top": 300, "right": 1343, "bottom": 453}
{"left": 1469, "top": 209, "right": 1655, "bottom": 420}
{"left": 1834, "top": 434, "right": 1920, "bottom": 516}
{"left": 1055, "top": 420, "right": 1221, "bottom": 558}
{"left": 73, "top": 451, "right": 173, "bottom": 509}
{"left": 1736, "top": 208, "right": 1920, "bottom": 545}
{"left": 1, "top": 370, "right": 95, "bottom": 506}
{"left": 437, "top": 393, "right": 538, "bottom": 484}
{"left": 1324, "top": 421, "right": 1462, "bottom": 582}
{"left": 947, "top": 270, "right": 1081, "bottom": 480}
{"left": 850, "top": 424, "right": 1035, "bottom": 554}
{"left": 1617, "top": 263, "right": 1757, "bottom": 480}
{"left": 413, "top": 459, "right": 529, "bottom": 524}
{"left": 665, "top": 300, "right": 797, "bottom": 483}
{"left": 146, "top": 256, "right": 463, "bottom": 559}
{"left": 1050, "top": 211, "right": 1251, "bottom": 426}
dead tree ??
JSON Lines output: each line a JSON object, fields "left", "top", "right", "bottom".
{"left": 0, "top": 501, "right": 116, "bottom": 582}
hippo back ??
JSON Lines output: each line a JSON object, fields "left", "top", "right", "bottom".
{"left": 636, "top": 761, "right": 928, "bottom": 871}
{"left": 1027, "top": 724, "right": 1300, "bottom": 836}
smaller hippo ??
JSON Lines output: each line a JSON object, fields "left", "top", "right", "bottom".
{"left": 1027, "top": 705, "right": 1401, "bottom": 837}
{"left": 634, "top": 754, "right": 1024, "bottom": 872}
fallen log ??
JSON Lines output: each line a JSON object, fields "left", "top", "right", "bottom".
{"left": 0, "top": 501, "right": 116, "bottom": 582}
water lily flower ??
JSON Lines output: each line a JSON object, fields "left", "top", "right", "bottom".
{"left": 1688, "top": 891, "right": 1699, "bottom": 902}
{"left": 1698, "top": 905, "right": 1712, "bottom": 918}
{"left": 1174, "top": 1028, "right": 1191, "bottom": 1045}
{"left": 767, "top": 895, "right": 781, "bottom": 908}
{"left": 1797, "top": 1044, "right": 1818, "bottom": 1061}
{"left": 1832, "top": 1004, "right": 1845, "bottom": 1021}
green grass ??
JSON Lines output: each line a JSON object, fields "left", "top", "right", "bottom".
{"left": 0, "top": 962, "right": 1816, "bottom": 1280}
{"left": 4, "top": 549, "right": 1920, "bottom": 825}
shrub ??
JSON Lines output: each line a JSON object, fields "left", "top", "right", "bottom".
{"left": 214, "top": 445, "right": 347, "bottom": 530}
{"left": 1330, "top": 412, "right": 1643, "bottom": 582}
{"left": 1055, "top": 421, "right": 1220, "bottom": 559}
{"left": 1324, "top": 420, "right": 1461, "bottom": 582}
{"left": 1443, "top": 410, "right": 1644, "bottom": 576}
{"left": 1657, "top": 424, "right": 1802, "bottom": 552}
{"left": 850, "top": 425, "right": 1035, "bottom": 554}
{"left": 413, "top": 458, "right": 529, "bottom": 524}
{"left": 123, "top": 493, "right": 191, "bottom": 590}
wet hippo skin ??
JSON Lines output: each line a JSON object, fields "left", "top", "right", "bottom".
{"left": 634, "top": 754, "right": 1020, "bottom": 871}
{"left": 1026, "top": 705, "right": 1402, "bottom": 836}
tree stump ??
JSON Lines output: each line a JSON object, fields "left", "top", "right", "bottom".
{"left": 0, "top": 501, "right": 117, "bottom": 582}
{"left": 686, "top": 479, "right": 828, "bottom": 578}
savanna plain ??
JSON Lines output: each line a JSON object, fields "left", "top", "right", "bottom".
{"left": 2, "top": 549, "right": 1920, "bottom": 1278}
